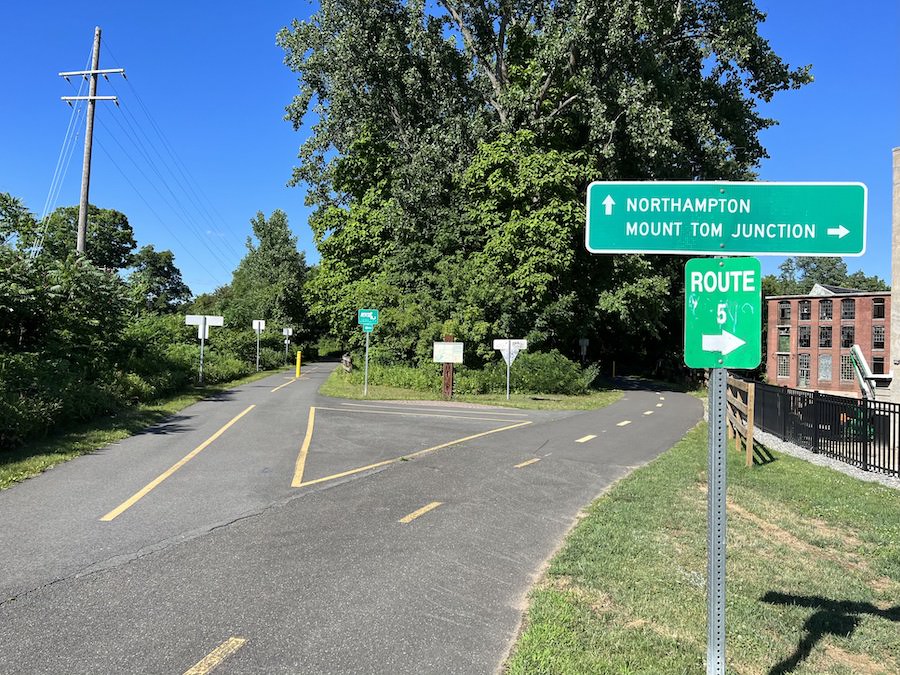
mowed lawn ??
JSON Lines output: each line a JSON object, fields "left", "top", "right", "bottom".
{"left": 506, "top": 424, "right": 900, "bottom": 674}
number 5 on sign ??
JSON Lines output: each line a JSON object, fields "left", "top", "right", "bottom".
{"left": 717, "top": 303, "right": 727, "bottom": 325}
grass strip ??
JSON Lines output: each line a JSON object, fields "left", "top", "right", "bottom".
{"left": 318, "top": 369, "right": 622, "bottom": 411}
{"left": 0, "top": 368, "right": 288, "bottom": 490}
{"left": 506, "top": 423, "right": 900, "bottom": 674}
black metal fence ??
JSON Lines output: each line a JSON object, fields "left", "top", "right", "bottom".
{"left": 753, "top": 382, "right": 900, "bottom": 477}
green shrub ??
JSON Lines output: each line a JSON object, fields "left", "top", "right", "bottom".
{"left": 511, "top": 350, "right": 588, "bottom": 395}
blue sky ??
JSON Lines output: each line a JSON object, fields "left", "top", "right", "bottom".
{"left": 1, "top": 1, "right": 898, "bottom": 296}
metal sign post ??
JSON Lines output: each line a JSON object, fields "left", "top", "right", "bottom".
{"left": 358, "top": 309, "right": 378, "bottom": 396}
{"left": 707, "top": 367, "right": 728, "bottom": 674}
{"left": 364, "top": 330, "right": 370, "bottom": 396}
{"left": 282, "top": 327, "right": 293, "bottom": 364}
{"left": 185, "top": 315, "right": 224, "bottom": 384}
{"left": 493, "top": 339, "right": 527, "bottom": 400}
{"left": 252, "top": 320, "right": 266, "bottom": 372}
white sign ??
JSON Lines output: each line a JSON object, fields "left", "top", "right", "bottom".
{"left": 433, "top": 342, "right": 464, "bottom": 364}
{"left": 185, "top": 314, "right": 224, "bottom": 339}
{"left": 282, "top": 327, "right": 293, "bottom": 336}
{"left": 493, "top": 339, "right": 527, "bottom": 366}
{"left": 252, "top": 319, "right": 266, "bottom": 333}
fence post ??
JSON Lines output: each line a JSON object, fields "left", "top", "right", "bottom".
{"left": 811, "top": 391, "right": 820, "bottom": 454}
{"left": 861, "top": 397, "right": 869, "bottom": 472}
{"left": 781, "top": 387, "right": 788, "bottom": 441}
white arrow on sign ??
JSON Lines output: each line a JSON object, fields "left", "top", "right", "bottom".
{"left": 602, "top": 194, "right": 615, "bottom": 215}
{"left": 827, "top": 224, "right": 849, "bottom": 238}
{"left": 701, "top": 330, "right": 745, "bottom": 356}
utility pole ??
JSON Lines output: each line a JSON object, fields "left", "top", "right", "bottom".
{"left": 59, "top": 27, "right": 125, "bottom": 254}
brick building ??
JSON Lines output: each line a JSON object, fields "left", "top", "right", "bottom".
{"left": 766, "top": 284, "right": 891, "bottom": 396}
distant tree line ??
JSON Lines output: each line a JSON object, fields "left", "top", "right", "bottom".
{"left": 0, "top": 193, "right": 310, "bottom": 450}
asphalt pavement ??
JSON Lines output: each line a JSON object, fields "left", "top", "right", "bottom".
{"left": 0, "top": 365, "right": 702, "bottom": 674}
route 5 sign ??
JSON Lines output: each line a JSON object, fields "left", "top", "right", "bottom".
{"left": 684, "top": 258, "right": 761, "bottom": 369}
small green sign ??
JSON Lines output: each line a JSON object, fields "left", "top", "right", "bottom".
{"left": 684, "top": 258, "right": 761, "bottom": 369}
{"left": 357, "top": 308, "right": 379, "bottom": 326}
{"left": 586, "top": 181, "right": 866, "bottom": 256}
{"left": 362, "top": 323, "right": 374, "bottom": 333}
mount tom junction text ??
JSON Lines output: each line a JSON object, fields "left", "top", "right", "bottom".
{"left": 585, "top": 181, "right": 867, "bottom": 256}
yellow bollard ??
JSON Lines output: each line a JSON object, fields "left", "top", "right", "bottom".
{"left": 295, "top": 351, "right": 302, "bottom": 378}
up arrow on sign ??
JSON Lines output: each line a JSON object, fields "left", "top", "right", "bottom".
{"left": 602, "top": 194, "right": 615, "bottom": 215}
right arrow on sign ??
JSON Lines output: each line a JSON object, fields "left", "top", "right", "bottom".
{"left": 827, "top": 225, "right": 849, "bottom": 238}
{"left": 702, "top": 330, "right": 746, "bottom": 355}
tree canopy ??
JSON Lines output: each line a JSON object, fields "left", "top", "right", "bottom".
{"left": 279, "top": 0, "right": 811, "bottom": 369}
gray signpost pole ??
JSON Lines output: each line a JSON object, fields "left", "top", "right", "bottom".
{"left": 707, "top": 367, "right": 727, "bottom": 674}
{"left": 198, "top": 316, "right": 207, "bottom": 385}
{"left": 256, "top": 331, "right": 261, "bottom": 372}
{"left": 364, "top": 331, "right": 370, "bottom": 397}
{"left": 506, "top": 339, "right": 512, "bottom": 400}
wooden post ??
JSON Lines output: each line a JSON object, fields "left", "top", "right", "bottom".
{"left": 745, "top": 381, "right": 755, "bottom": 467}
{"left": 441, "top": 334, "right": 454, "bottom": 400}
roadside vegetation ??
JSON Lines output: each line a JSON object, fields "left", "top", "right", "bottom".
{"left": 506, "top": 425, "right": 900, "bottom": 674}
{"left": 320, "top": 352, "right": 622, "bottom": 410}
{"left": 0, "top": 368, "right": 286, "bottom": 490}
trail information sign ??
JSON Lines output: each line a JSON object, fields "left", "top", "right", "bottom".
{"left": 586, "top": 181, "right": 866, "bottom": 256}
{"left": 684, "top": 258, "right": 761, "bottom": 369}
{"left": 358, "top": 309, "right": 379, "bottom": 327}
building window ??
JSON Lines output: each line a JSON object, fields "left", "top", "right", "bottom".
{"left": 873, "top": 298, "right": 885, "bottom": 319}
{"left": 798, "top": 326, "right": 811, "bottom": 348}
{"left": 873, "top": 325, "right": 885, "bottom": 350}
{"left": 841, "top": 298, "right": 855, "bottom": 320}
{"left": 777, "top": 327, "right": 791, "bottom": 352}
{"left": 841, "top": 325, "right": 855, "bottom": 349}
{"left": 798, "top": 354, "right": 810, "bottom": 387}
{"left": 777, "top": 354, "right": 790, "bottom": 378}
{"left": 840, "top": 355, "right": 853, "bottom": 381}
{"left": 819, "top": 326, "right": 832, "bottom": 348}
{"left": 818, "top": 355, "right": 832, "bottom": 381}
{"left": 819, "top": 299, "right": 833, "bottom": 320}
{"left": 873, "top": 356, "right": 885, "bottom": 375}
{"left": 798, "top": 300, "right": 811, "bottom": 320}
{"left": 778, "top": 301, "right": 791, "bottom": 322}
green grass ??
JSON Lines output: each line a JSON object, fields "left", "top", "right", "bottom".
{"left": 318, "top": 368, "right": 623, "bottom": 411}
{"left": 0, "top": 368, "right": 288, "bottom": 490}
{"left": 506, "top": 424, "right": 900, "bottom": 674}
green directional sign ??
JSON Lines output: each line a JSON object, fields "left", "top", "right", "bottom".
{"left": 586, "top": 181, "right": 866, "bottom": 256}
{"left": 684, "top": 258, "right": 761, "bottom": 369}
{"left": 357, "top": 308, "right": 379, "bottom": 326}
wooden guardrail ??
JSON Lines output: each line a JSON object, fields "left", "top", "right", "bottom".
{"left": 726, "top": 376, "right": 755, "bottom": 467}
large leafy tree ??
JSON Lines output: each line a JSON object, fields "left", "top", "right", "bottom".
{"left": 17, "top": 204, "right": 138, "bottom": 270}
{"left": 128, "top": 245, "right": 192, "bottom": 315}
{"left": 279, "top": 0, "right": 810, "bottom": 367}
{"left": 226, "top": 210, "right": 309, "bottom": 332}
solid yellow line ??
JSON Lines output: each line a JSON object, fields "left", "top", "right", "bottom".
{"left": 314, "top": 406, "right": 522, "bottom": 423}
{"left": 575, "top": 434, "right": 596, "bottom": 443}
{"left": 100, "top": 405, "right": 255, "bottom": 522}
{"left": 617, "top": 420, "right": 632, "bottom": 427}
{"left": 271, "top": 378, "right": 298, "bottom": 393}
{"left": 339, "top": 402, "right": 528, "bottom": 417}
{"left": 291, "top": 407, "right": 316, "bottom": 487}
{"left": 183, "top": 637, "right": 246, "bottom": 675}
{"left": 399, "top": 501, "right": 442, "bottom": 523}
{"left": 514, "top": 458, "right": 541, "bottom": 468}
{"left": 296, "top": 420, "right": 532, "bottom": 488}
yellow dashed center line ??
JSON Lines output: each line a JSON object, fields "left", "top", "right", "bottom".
{"left": 617, "top": 420, "right": 632, "bottom": 427}
{"left": 643, "top": 410, "right": 654, "bottom": 416}
{"left": 100, "top": 405, "right": 255, "bottom": 522}
{"left": 659, "top": 396, "right": 665, "bottom": 401}
{"left": 514, "top": 458, "right": 541, "bottom": 468}
{"left": 656, "top": 403, "right": 663, "bottom": 408}
{"left": 575, "top": 434, "right": 597, "bottom": 443}
{"left": 399, "top": 501, "right": 443, "bottom": 523}
{"left": 271, "top": 378, "right": 298, "bottom": 392}
{"left": 183, "top": 637, "right": 246, "bottom": 675}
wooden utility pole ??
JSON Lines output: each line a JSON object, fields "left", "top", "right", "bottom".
{"left": 59, "top": 27, "right": 125, "bottom": 255}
